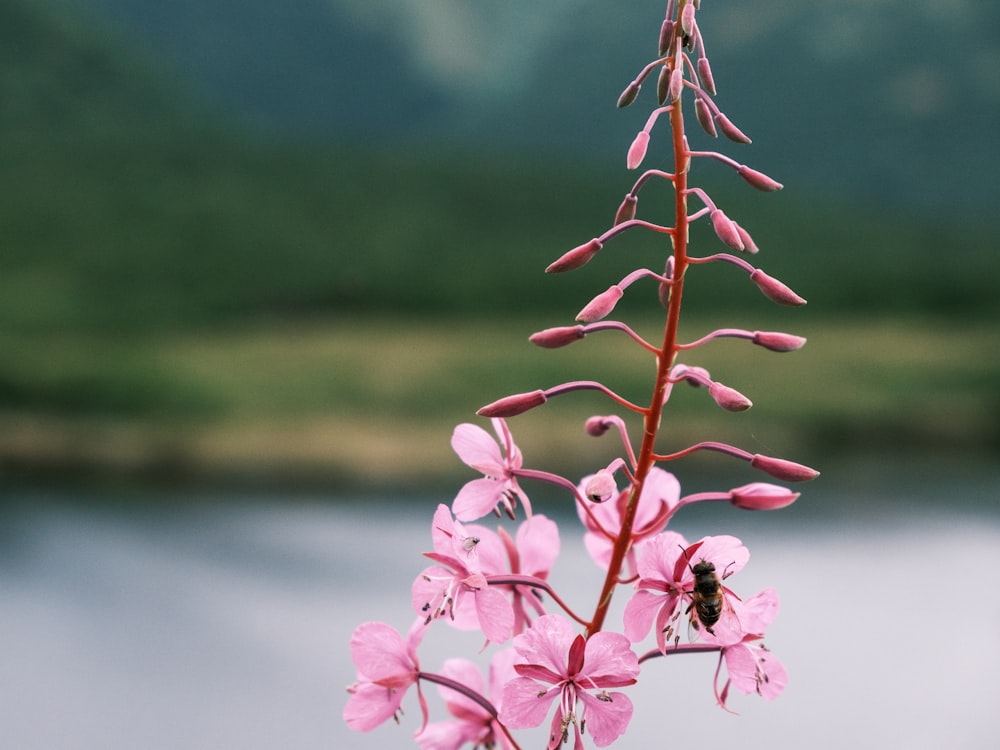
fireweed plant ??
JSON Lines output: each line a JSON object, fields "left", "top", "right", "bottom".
{"left": 345, "top": 2, "right": 819, "bottom": 748}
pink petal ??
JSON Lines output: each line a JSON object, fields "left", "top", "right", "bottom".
{"left": 415, "top": 720, "right": 475, "bottom": 750}
{"left": 412, "top": 565, "right": 451, "bottom": 621}
{"left": 740, "top": 588, "right": 780, "bottom": 633}
{"left": 578, "top": 690, "right": 634, "bottom": 747}
{"left": 498, "top": 677, "right": 559, "bottom": 729}
{"left": 437, "top": 658, "right": 488, "bottom": 718}
{"left": 512, "top": 614, "right": 573, "bottom": 673}
{"left": 475, "top": 587, "right": 515, "bottom": 644}
{"left": 515, "top": 515, "right": 560, "bottom": 575}
{"left": 452, "top": 477, "right": 503, "bottom": 522}
{"left": 451, "top": 423, "right": 505, "bottom": 474}
{"left": 350, "top": 622, "right": 412, "bottom": 685}
{"left": 635, "top": 530, "right": 688, "bottom": 580}
{"left": 488, "top": 649, "right": 520, "bottom": 711}
{"left": 583, "top": 631, "right": 639, "bottom": 686}
{"left": 622, "top": 590, "right": 666, "bottom": 643}
{"left": 430, "top": 504, "right": 458, "bottom": 555}
{"left": 636, "top": 468, "right": 681, "bottom": 522}
{"left": 344, "top": 681, "right": 405, "bottom": 732}
{"left": 693, "top": 535, "right": 750, "bottom": 576}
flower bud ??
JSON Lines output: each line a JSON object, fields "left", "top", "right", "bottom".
{"left": 529, "top": 326, "right": 586, "bottom": 349}
{"left": 583, "top": 470, "right": 617, "bottom": 503}
{"left": 729, "top": 482, "right": 800, "bottom": 510}
{"left": 577, "top": 285, "right": 624, "bottom": 323}
{"left": 697, "top": 56, "right": 716, "bottom": 95}
{"left": 656, "top": 64, "right": 671, "bottom": 106}
{"left": 477, "top": 390, "right": 547, "bottom": 418}
{"left": 658, "top": 19, "right": 674, "bottom": 55}
{"left": 584, "top": 416, "right": 612, "bottom": 437}
{"left": 711, "top": 209, "right": 745, "bottom": 251}
{"left": 715, "top": 112, "right": 752, "bottom": 144}
{"left": 627, "top": 131, "right": 650, "bottom": 170}
{"left": 669, "top": 66, "right": 684, "bottom": 102}
{"left": 546, "top": 238, "right": 603, "bottom": 273}
{"left": 750, "top": 269, "right": 807, "bottom": 306}
{"left": 680, "top": 2, "right": 696, "bottom": 35}
{"left": 613, "top": 194, "right": 637, "bottom": 225}
{"left": 695, "top": 96, "right": 717, "bottom": 137}
{"left": 617, "top": 81, "right": 641, "bottom": 108}
{"left": 752, "top": 331, "right": 807, "bottom": 352}
{"left": 709, "top": 381, "right": 753, "bottom": 412}
{"left": 732, "top": 222, "right": 758, "bottom": 254}
{"left": 737, "top": 164, "right": 784, "bottom": 192}
{"left": 749, "top": 454, "right": 820, "bottom": 482}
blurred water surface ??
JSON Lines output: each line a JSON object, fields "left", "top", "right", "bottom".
{"left": 1, "top": 466, "right": 998, "bottom": 750}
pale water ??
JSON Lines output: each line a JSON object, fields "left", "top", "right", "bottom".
{"left": 2, "top": 472, "right": 998, "bottom": 750}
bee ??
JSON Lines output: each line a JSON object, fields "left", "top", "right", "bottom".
{"left": 681, "top": 548, "right": 740, "bottom": 640}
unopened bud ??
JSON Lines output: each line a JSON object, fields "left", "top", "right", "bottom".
{"left": 627, "top": 131, "right": 650, "bottom": 170}
{"left": 697, "top": 56, "right": 716, "bottom": 95}
{"left": 715, "top": 112, "right": 752, "bottom": 144}
{"left": 750, "top": 269, "right": 807, "bottom": 306}
{"left": 680, "top": 2, "right": 696, "bottom": 35}
{"left": 729, "top": 482, "right": 800, "bottom": 510}
{"left": 737, "top": 165, "right": 784, "bottom": 192}
{"left": 695, "top": 96, "right": 717, "bottom": 137}
{"left": 658, "top": 19, "right": 674, "bottom": 55}
{"left": 618, "top": 81, "right": 641, "bottom": 108}
{"left": 584, "top": 416, "right": 612, "bottom": 437}
{"left": 749, "top": 454, "right": 820, "bottom": 482}
{"left": 711, "top": 209, "right": 745, "bottom": 251}
{"left": 657, "top": 64, "right": 671, "bottom": 106}
{"left": 669, "top": 66, "right": 684, "bottom": 102}
{"left": 732, "top": 222, "right": 758, "bottom": 254}
{"left": 577, "top": 285, "right": 624, "bottom": 323}
{"left": 477, "top": 390, "right": 547, "bottom": 418}
{"left": 583, "top": 470, "right": 617, "bottom": 503}
{"left": 614, "top": 194, "right": 637, "bottom": 225}
{"left": 546, "top": 238, "right": 603, "bottom": 273}
{"left": 529, "top": 326, "right": 586, "bottom": 349}
{"left": 709, "top": 382, "right": 753, "bottom": 412}
{"left": 752, "top": 331, "right": 807, "bottom": 352}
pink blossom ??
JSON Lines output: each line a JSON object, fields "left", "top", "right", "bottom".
{"left": 623, "top": 533, "right": 750, "bottom": 653}
{"left": 344, "top": 619, "right": 426, "bottom": 732}
{"left": 499, "top": 614, "right": 639, "bottom": 749}
{"left": 714, "top": 589, "right": 787, "bottom": 709}
{"left": 412, "top": 505, "right": 514, "bottom": 644}
{"left": 496, "top": 514, "right": 561, "bottom": 634}
{"left": 576, "top": 467, "right": 680, "bottom": 573}
{"left": 451, "top": 419, "right": 530, "bottom": 521}
{"left": 415, "top": 650, "right": 519, "bottom": 750}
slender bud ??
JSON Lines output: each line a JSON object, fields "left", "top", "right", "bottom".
{"left": 709, "top": 381, "right": 752, "bottom": 412}
{"left": 546, "top": 238, "right": 603, "bottom": 273}
{"left": 583, "top": 470, "right": 617, "bottom": 503}
{"left": 658, "top": 19, "right": 674, "bottom": 55}
{"left": 669, "top": 66, "right": 684, "bottom": 102}
{"left": 710, "top": 209, "right": 745, "bottom": 251}
{"left": 477, "top": 390, "right": 547, "bottom": 418}
{"left": 729, "top": 482, "right": 800, "bottom": 510}
{"left": 680, "top": 2, "right": 696, "bottom": 35}
{"left": 529, "top": 326, "right": 586, "bottom": 349}
{"left": 750, "top": 269, "right": 807, "bottom": 306}
{"left": 584, "top": 416, "right": 612, "bottom": 437}
{"left": 732, "top": 222, "right": 758, "bottom": 254}
{"left": 613, "top": 194, "right": 637, "bottom": 225}
{"left": 618, "top": 81, "right": 641, "bottom": 108}
{"left": 697, "top": 56, "right": 716, "bottom": 95}
{"left": 577, "top": 285, "right": 624, "bottom": 323}
{"left": 752, "top": 330, "right": 807, "bottom": 352}
{"left": 695, "top": 96, "right": 717, "bottom": 137}
{"left": 658, "top": 255, "right": 674, "bottom": 309}
{"left": 715, "top": 112, "right": 752, "bottom": 143}
{"left": 750, "top": 454, "right": 820, "bottom": 482}
{"left": 737, "top": 164, "right": 784, "bottom": 192}
{"left": 627, "top": 131, "right": 650, "bottom": 170}
{"left": 657, "top": 64, "right": 671, "bottom": 106}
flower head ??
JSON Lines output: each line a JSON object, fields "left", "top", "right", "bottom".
{"left": 345, "top": 619, "right": 427, "bottom": 732}
{"left": 451, "top": 419, "right": 530, "bottom": 521}
{"left": 412, "top": 505, "right": 514, "bottom": 644}
{"left": 499, "top": 614, "right": 639, "bottom": 748}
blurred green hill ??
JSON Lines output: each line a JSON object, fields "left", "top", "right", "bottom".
{"left": 2, "top": 0, "right": 998, "bottom": 488}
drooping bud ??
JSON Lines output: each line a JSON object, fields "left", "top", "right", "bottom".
{"left": 627, "top": 131, "right": 651, "bottom": 170}
{"left": 658, "top": 19, "right": 674, "bottom": 56}
{"left": 680, "top": 2, "right": 697, "bottom": 35}
{"left": 697, "top": 56, "right": 716, "bottom": 95}
{"left": 613, "top": 194, "right": 637, "bottom": 225}
{"left": 729, "top": 482, "right": 800, "bottom": 510}
{"left": 749, "top": 269, "right": 807, "bottom": 306}
{"left": 477, "top": 390, "right": 547, "bottom": 418}
{"left": 710, "top": 209, "right": 745, "bottom": 251}
{"left": 694, "top": 96, "right": 717, "bottom": 137}
{"left": 583, "top": 470, "right": 618, "bottom": 503}
{"left": 577, "top": 285, "right": 624, "bottom": 323}
{"left": 669, "top": 66, "right": 684, "bottom": 102}
{"left": 529, "top": 326, "right": 586, "bottom": 349}
{"left": 657, "top": 64, "right": 671, "bottom": 106}
{"left": 715, "top": 112, "right": 752, "bottom": 144}
{"left": 749, "top": 454, "right": 820, "bottom": 482}
{"left": 752, "top": 331, "right": 807, "bottom": 352}
{"left": 732, "top": 222, "right": 759, "bottom": 254}
{"left": 617, "top": 80, "right": 641, "bottom": 108}
{"left": 584, "top": 416, "right": 612, "bottom": 437}
{"left": 737, "top": 165, "right": 784, "bottom": 192}
{"left": 709, "top": 381, "right": 753, "bottom": 412}
{"left": 658, "top": 255, "right": 674, "bottom": 309}
{"left": 546, "top": 238, "right": 603, "bottom": 273}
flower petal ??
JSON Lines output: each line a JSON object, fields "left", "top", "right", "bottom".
{"left": 344, "top": 681, "right": 405, "bottom": 732}
{"left": 453, "top": 477, "right": 504, "bottom": 522}
{"left": 578, "top": 690, "right": 634, "bottom": 747}
{"left": 499, "top": 677, "right": 559, "bottom": 729}
{"left": 452, "top": 423, "right": 505, "bottom": 474}
{"left": 350, "top": 622, "right": 413, "bottom": 684}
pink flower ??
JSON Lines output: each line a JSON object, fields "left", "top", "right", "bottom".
{"left": 344, "top": 619, "right": 426, "bottom": 732}
{"left": 415, "top": 650, "right": 519, "bottom": 750}
{"left": 412, "top": 505, "right": 514, "bottom": 644}
{"left": 623, "top": 533, "right": 750, "bottom": 653}
{"left": 451, "top": 419, "right": 531, "bottom": 521}
{"left": 576, "top": 467, "right": 679, "bottom": 573}
{"left": 714, "top": 589, "right": 787, "bottom": 709}
{"left": 499, "top": 615, "right": 639, "bottom": 749}
{"left": 496, "top": 514, "right": 561, "bottom": 635}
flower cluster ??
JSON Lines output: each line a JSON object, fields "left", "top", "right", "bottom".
{"left": 345, "top": 2, "right": 815, "bottom": 747}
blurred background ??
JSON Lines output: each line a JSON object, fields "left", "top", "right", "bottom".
{"left": 1, "top": 0, "right": 998, "bottom": 748}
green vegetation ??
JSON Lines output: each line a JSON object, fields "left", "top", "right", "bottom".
{"left": 2, "top": 0, "right": 997, "bottom": 487}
